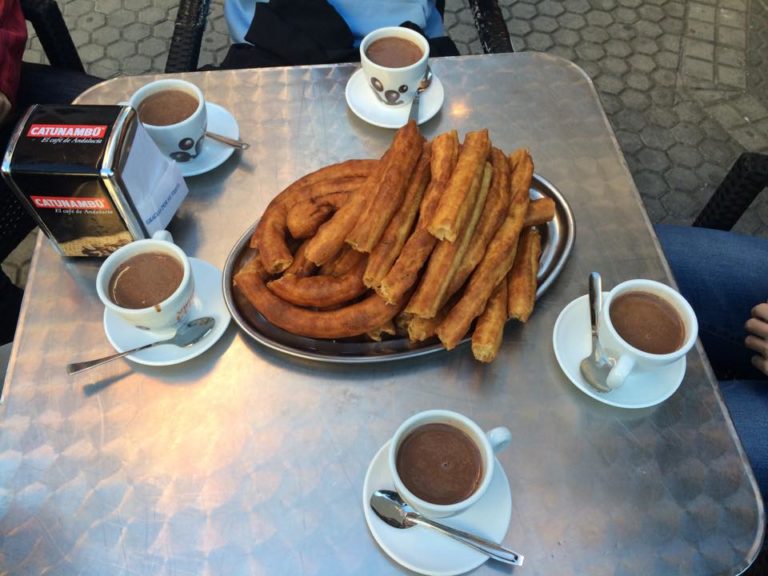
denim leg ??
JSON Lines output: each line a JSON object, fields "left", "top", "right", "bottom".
{"left": 720, "top": 379, "right": 768, "bottom": 501}
{"left": 655, "top": 224, "right": 768, "bottom": 380}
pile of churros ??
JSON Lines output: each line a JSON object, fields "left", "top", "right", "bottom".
{"left": 233, "top": 121, "right": 555, "bottom": 362}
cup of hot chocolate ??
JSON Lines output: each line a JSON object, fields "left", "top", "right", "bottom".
{"left": 388, "top": 410, "right": 511, "bottom": 519}
{"left": 128, "top": 78, "right": 207, "bottom": 163}
{"left": 598, "top": 279, "right": 698, "bottom": 389}
{"left": 96, "top": 230, "right": 195, "bottom": 335}
{"left": 360, "top": 26, "right": 429, "bottom": 107}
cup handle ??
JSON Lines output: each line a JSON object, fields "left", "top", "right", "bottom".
{"left": 607, "top": 354, "right": 635, "bottom": 389}
{"left": 152, "top": 230, "right": 173, "bottom": 243}
{"left": 486, "top": 427, "right": 512, "bottom": 454}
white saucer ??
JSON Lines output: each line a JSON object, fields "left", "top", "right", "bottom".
{"left": 552, "top": 294, "right": 686, "bottom": 409}
{"left": 103, "top": 258, "right": 231, "bottom": 366}
{"left": 363, "top": 440, "right": 512, "bottom": 576}
{"left": 179, "top": 102, "right": 240, "bottom": 177}
{"left": 345, "top": 68, "right": 445, "bottom": 129}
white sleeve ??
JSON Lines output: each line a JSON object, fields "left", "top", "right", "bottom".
{"left": 224, "top": 0, "right": 262, "bottom": 44}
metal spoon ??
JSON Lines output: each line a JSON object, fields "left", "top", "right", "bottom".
{"left": 408, "top": 65, "right": 433, "bottom": 124}
{"left": 206, "top": 131, "right": 250, "bottom": 150}
{"left": 579, "top": 272, "right": 613, "bottom": 392}
{"left": 67, "top": 316, "right": 216, "bottom": 375}
{"left": 370, "top": 489, "right": 524, "bottom": 566}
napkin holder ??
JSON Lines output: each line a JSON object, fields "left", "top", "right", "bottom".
{"left": 1, "top": 104, "right": 188, "bottom": 257}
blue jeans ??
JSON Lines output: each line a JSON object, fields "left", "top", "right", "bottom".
{"left": 656, "top": 224, "right": 768, "bottom": 500}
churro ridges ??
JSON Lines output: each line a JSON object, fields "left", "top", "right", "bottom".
{"left": 236, "top": 125, "right": 554, "bottom": 362}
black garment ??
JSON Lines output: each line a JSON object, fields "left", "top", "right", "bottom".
{"left": 217, "top": 0, "right": 458, "bottom": 70}
{"left": 0, "top": 274, "right": 23, "bottom": 345}
{"left": 0, "top": 62, "right": 101, "bottom": 344}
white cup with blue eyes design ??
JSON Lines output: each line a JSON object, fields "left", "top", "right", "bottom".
{"left": 129, "top": 78, "right": 207, "bottom": 164}
{"left": 360, "top": 26, "right": 430, "bottom": 107}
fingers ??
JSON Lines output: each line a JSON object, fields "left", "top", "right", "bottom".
{"left": 752, "top": 303, "right": 768, "bottom": 322}
{"left": 745, "top": 316, "right": 768, "bottom": 339}
{"left": 745, "top": 334, "right": 768, "bottom": 377}
{"left": 746, "top": 303, "right": 768, "bottom": 376}
{"left": 745, "top": 334, "right": 768, "bottom": 355}
{"left": 751, "top": 353, "right": 768, "bottom": 377}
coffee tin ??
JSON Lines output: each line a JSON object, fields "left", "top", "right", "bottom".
{"left": 1, "top": 104, "right": 188, "bottom": 257}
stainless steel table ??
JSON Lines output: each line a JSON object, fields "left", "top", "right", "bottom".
{"left": 2, "top": 53, "right": 764, "bottom": 575}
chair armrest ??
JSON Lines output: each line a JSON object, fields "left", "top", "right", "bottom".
{"left": 467, "top": 0, "right": 514, "bottom": 54}
{"left": 20, "top": 0, "right": 85, "bottom": 72}
{"left": 165, "top": 0, "right": 211, "bottom": 73}
{"left": 693, "top": 153, "right": 768, "bottom": 231}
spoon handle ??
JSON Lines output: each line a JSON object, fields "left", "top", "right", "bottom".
{"left": 67, "top": 339, "right": 170, "bottom": 375}
{"left": 588, "top": 271, "right": 602, "bottom": 335}
{"left": 407, "top": 64, "right": 431, "bottom": 126}
{"left": 206, "top": 131, "right": 250, "bottom": 150}
{"left": 407, "top": 91, "right": 421, "bottom": 125}
{"left": 408, "top": 514, "right": 524, "bottom": 566}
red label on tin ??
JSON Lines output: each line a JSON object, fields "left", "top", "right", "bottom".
{"left": 30, "top": 196, "right": 111, "bottom": 210}
{"left": 26, "top": 124, "right": 108, "bottom": 139}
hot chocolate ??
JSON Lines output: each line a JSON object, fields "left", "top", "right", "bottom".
{"left": 395, "top": 423, "right": 483, "bottom": 505}
{"left": 609, "top": 290, "right": 685, "bottom": 355}
{"left": 108, "top": 251, "right": 183, "bottom": 309}
{"left": 137, "top": 90, "right": 199, "bottom": 126}
{"left": 365, "top": 37, "right": 423, "bottom": 68}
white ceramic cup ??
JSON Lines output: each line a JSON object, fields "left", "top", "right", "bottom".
{"left": 388, "top": 409, "right": 511, "bottom": 519}
{"left": 128, "top": 78, "right": 207, "bottom": 163}
{"left": 360, "top": 26, "right": 430, "bottom": 107}
{"left": 599, "top": 279, "right": 698, "bottom": 389}
{"left": 96, "top": 230, "right": 195, "bottom": 335}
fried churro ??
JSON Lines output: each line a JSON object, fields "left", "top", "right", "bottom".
{"left": 406, "top": 162, "right": 492, "bottom": 318}
{"left": 235, "top": 129, "right": 553, "bottom": 363}
{"left": 436, "top": 148, "right": 533, "bottom": 350}
{"left": 428, "top": 129, "right": 490, "bottom": 242}
{"left": 523, "top": 197, "right": 556, "bottom": 227}
{"left": 234, "top": 257, "right": 408, "bottom": 339}
{"left": 507, "top": 227, "right": 542, "bottom": 322}
{"left": 471, "top": 277, "right": 508, "bottom": 363}
{"left": 346, "top": 121, "right": 424, "bottom": 253}
{"left": 364, "top": 143, "right": 431, "bottom": 288}
{"left": 376, "top": 131, "right": 459, "bottom": 304}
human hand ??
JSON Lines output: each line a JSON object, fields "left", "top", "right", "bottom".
{"left": 745, "top": 303, "right": 768, "bottom": 375}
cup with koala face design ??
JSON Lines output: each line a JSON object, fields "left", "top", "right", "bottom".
{"left": 128, "top": 78, "right": 207, "bottom": 163}
{"left": 360, "top": 27, "right": 430, "bottom": 107}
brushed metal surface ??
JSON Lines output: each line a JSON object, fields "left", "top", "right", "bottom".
{"left": 223, "top": 173, "right": 574, "bottom": 363}
{"left": 1, "top": 53, "right": 764, "bottom": 575}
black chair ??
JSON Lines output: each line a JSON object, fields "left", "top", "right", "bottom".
{"left": 693, "top": 153, "right": 768, "bottom": 231}
{"left": 166, "top": 0, "right": 213, "bottom": 73}
{"left": 165, "top": 0, "right": 514, "bottom": 73}
{"left": 468, "top": 0, "right": 514, "bottom": 54}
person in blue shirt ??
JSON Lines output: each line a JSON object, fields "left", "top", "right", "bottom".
{"left": 215, "top": 0, "right": 455, "bottom": 70}
{"left": 225, "top": 0, "right": 445, "bottom": 45}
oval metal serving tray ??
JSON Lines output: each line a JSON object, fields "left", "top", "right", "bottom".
{"left": 223, "top": 173, "right": 575, "bottom": 363}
